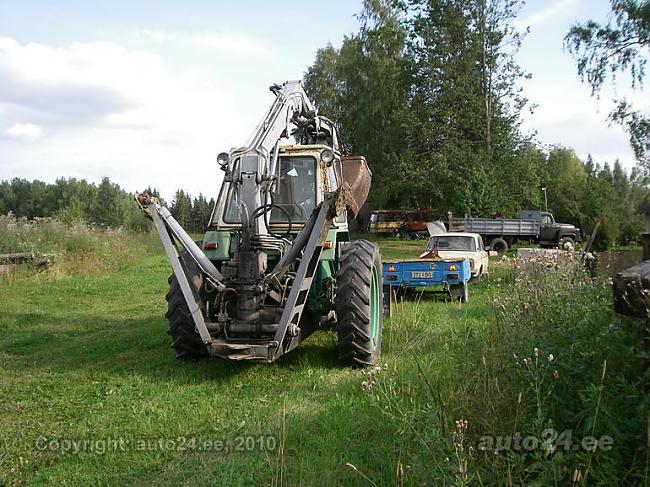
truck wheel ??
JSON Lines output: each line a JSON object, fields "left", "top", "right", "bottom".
{"left": 336, "top": 240, "right": 382, "bottom": 367}
{"left": 165, "top": 251, "right": 209, "bottom": 360}
{"left": 450, "top": 282, "right": 469, "bottom": 303}
{"left": 558, "top": 236, "right": 575, "bottom": 251}
{"left": 489, "top": 238, "right": 508, "bottom": 255}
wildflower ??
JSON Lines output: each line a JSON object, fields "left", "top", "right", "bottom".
{"left": 548, "top": 353, "right": 554, "bottom": 362}
{"left": 533, "top": 347, "right": 539, "bottom": 357}
{"left": 572, "top": 469, "right": 582, "bottom": 482}
{"left": 553, "top": 370, "right": 559, "bottom": 380}
{"left": 523, "top": 358, "right": 529, "bottom": 366}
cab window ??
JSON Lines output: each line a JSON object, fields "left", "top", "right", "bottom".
{"left": 223, "top": 156, "right": 316, "bottom": 223}
{"left": 270, "top": 156, "right": 316, "bottom": 222}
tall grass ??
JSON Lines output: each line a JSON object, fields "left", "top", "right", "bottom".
{"left": 361, "top": 252, "right": 647, "bottom": 485}
{"left": 0, "top": 213, "right": 151, "bottom": 279}
{"left": 0, "top": 227, "right": 645, "bottom": 484}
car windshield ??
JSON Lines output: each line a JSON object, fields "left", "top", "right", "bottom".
{"left": 428, "top": 235, "right": 476, "bottom": 252}
{"left": 223, "top": 156, "right": 316, "bottom": 223}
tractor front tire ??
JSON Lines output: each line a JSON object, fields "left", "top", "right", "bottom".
{"left": 165, "top": 252, "right": 209, "bottom": 360}
{"left": 336, "top": 240, "right": 383, "bottom": 367}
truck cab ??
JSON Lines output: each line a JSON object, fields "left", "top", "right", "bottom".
{"left": 519, "top": 211, "right": 581, "bottom": 250}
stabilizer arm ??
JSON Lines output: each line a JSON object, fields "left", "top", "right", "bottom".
{"left": 136, "top": 193, "right": 224, "bottom": 345}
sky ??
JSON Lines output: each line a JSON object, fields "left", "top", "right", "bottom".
{"left": 0, "top": 0, "right": 646, "bottom": 202}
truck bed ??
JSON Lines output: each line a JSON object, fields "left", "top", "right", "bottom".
{"left": 451, "top": 218, "right": 540, "bottom": 237}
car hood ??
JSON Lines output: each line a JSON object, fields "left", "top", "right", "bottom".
{"left": 435, "top": 250, "right": 479, "bottom": 262}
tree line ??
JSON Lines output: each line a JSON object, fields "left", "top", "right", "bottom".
{"left": 1, "top": 1, "right": 647, "bottom": 250}
{"left": 0, "top": 177, "right": 215, "bottom": 235}
{"left": 303, "top": 0, "right": 649, "bottom": 249}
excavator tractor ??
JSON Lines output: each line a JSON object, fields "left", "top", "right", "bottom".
{"left": 137, "top": 80, "right": 382, "bottom": 365}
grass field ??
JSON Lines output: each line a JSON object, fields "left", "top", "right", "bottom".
{"left": 0, "top": 233, "right": 646, "bottom": 485}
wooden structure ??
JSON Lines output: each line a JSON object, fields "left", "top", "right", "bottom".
{"left": 613, "top": 261, "right": 650, "bottom": 319}
{"left": 0, "top": 252, "right": 34, "bottom": 265}
{"left": 0, "top": 252, "right": 50, "bottom": 274}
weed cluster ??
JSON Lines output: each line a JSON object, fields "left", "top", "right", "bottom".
{"left": 0, "top": 213, "right": 151, "bottom": 280}
{"left": 362, "top": 251, "right": 647, "bottom": 484}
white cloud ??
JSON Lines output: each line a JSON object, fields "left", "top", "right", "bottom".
{"left": 521, "top": 80, "right": 640, "bottom": 166}
{"left": 0, "top": 35, "right": 253, "bottom": 200}
{"left": 4, "top": 122, "right": 42, "bottom": 139}
{"left": 515, "top": 0, "right": 581, "bottom": 30}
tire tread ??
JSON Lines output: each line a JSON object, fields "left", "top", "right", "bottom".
{"left": 335, "top": 240, "right": 382, "bottom": 366}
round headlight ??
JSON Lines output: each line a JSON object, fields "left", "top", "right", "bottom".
{"left": 321, "top": 149, "right": 335, "bottom": 165}
{"left": 217, "top": 152, "right": 229, "bottom": 165}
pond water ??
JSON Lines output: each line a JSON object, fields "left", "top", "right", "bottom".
{"left": 597, "top": 249, "right": 643, "bottom": 277}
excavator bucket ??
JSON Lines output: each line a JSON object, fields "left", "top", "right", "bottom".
{"left": 340, "top": 156, "right": 372, "bottom": 217}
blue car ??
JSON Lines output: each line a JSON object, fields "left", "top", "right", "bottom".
{"left": 382, "top": 257, "right": 471, "bottom": 312}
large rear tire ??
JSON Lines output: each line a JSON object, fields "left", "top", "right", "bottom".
{"left": 336, "top": 240, "right": 383, "bottom": 367}
{"left": 489, "top": 237, "right": 509, "bottom": 255}
{"left": 165, "top": 251, "right": 209, "bottom": 360}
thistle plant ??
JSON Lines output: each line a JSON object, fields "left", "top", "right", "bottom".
{"left": 516, "top": 347, "right": 559, "bottom": 422}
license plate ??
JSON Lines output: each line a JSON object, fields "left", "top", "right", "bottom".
{"left": 411, "top": 271, "right": 433, "bottom": 278}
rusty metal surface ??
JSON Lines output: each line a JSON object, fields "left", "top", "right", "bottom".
{"left": 341, "top": 156, "right": 371, "bottom": 217}
{"left": 135, "top": 192, "right": 159, "bottom": 219}
{"left": 328, "top": 183, "right": 353, "bottom": 219}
